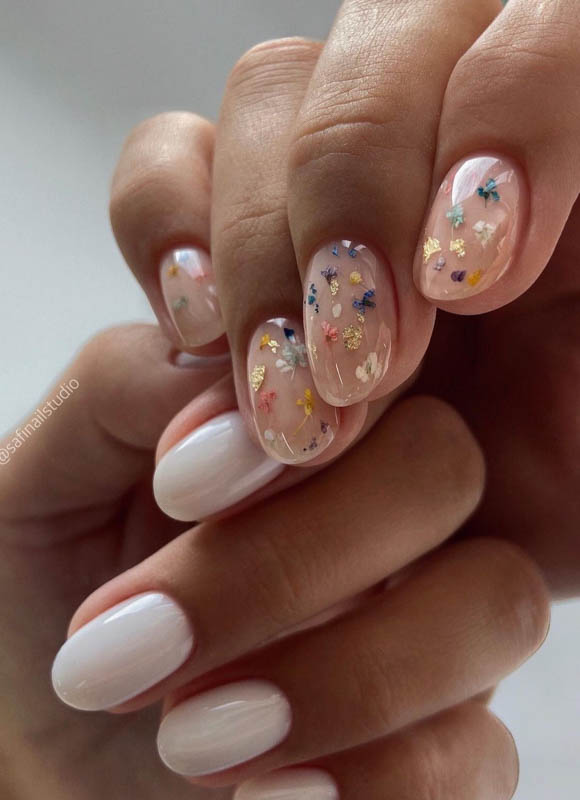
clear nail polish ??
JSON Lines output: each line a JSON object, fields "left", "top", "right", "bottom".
{"left": 416, "top": 154, "right": 524, "bottom": 300}
{"left": 234, "top": 768, "right": 339, "bottom": 799}
{"left": 160, "top": 247, "right": 224, "bottom": 346}
{"left": 247, "top": 318, "right": 340, "bottom": 464}
{"left": 303, "top": 240, "right": 392, "bottom": 406}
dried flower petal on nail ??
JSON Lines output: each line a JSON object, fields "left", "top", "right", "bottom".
{"left": 321, "top": 320, "right": 338, "bottom": 343}
{"left": 467, "top": 270, "right": 482, "bottom": 286}
{"left": 297, "top": 388, "right": 315, "bottom": 416}
{"left": 349, "top": 271, "right": 362, "bottom": 285}
{"left": 450, "top": 238, "right": 466, "bottom": 258}
{"left": 355, "top": 352, "right": 379, "bottom": 383}
{"left": 257, "top": 390, "right": 277, "bottom": 413}
{"left": 167, "top": 263, "right": 179, "bottom": 277}
{"left": 352, "top": 289, "right": 376, "bottom": 315}
{"left": 342, "top": 324, "right": 363, "bottom": 351}
{"left": 446, "top": 203, "right": 464, "bottom": 228}
{"left": 451, "top": 270, "right": 466, "bottom": 282}
{"left": 423, "top": 236, "right": 442, "bottom": 263}
{"left": 348, "top": 247, "right": 358, "bottom": 258}
{"left": 321, "top": 266, "right": 338, "bottom": 283}
{"left": 172, "top": 296, "right": 188, "bottom": 311}
{"left": 250, "top": 364, "right": 266, "bottom": 391}
{"left": 332, "top": 303, "right": 342, "bottom": 318}
{"left": 332, "top": 244, "right": 339, "bottom": 256}
{"left": 320, "top": 421, "right": 329, "bottom": 434}
{"left": 472, "top": 220, "right": 497, "bottom": 246}
{"left": 259, "top": 333, "right": 280, "bottom": 353}
{"left": 477, "top": 178, "right": 500, "bottom": 204}
{"left": 434, "top": 256, "right": 446, "bottom": 271}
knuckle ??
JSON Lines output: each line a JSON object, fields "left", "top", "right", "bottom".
{"left": 227, "top": 37, "right": 320, "bottom": 102}
{"left": 464, "top": 538, "right": 551, "bottom": 655}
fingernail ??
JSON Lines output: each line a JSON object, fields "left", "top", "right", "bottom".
{"left": 234, "top": 769, "right": 339, "bottom": 799}
{"left": 416, "top": 154, "right": 524, "bottom": 300}
{"left": 303, "top": 241, "right": 392, "bottom": 406}
{"left": 153, "top": 410, "right": 284, "bottom": 521}
{"left": 51, "top": 592, "right": 193, "bottom": 711}
{"left": 247, "top": 318, "right": 340, "bottom": 464}
{"left": 157, "top": 680, "right": 292, "bottom": 777}
{"left": 160, "top": 247, "right": 224, "bottom": 347}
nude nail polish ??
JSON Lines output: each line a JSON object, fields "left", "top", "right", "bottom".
{"left": 234, "top": 768, "right": 339, "bottom": 799}
{"left": 157, "top": 680, "right": 292, "bottom": 777}
{"left": 160, "top": 247, "right": 224, "bottom": 346}
{"left": 416, "top": 154, "right": 524, "bottom": 300}
{"left": 51, "top": 593, "right": 193, "bottom": 711}
{"left": 303, "top": 241, "right": 392, "bottom": 407}
{"left": 247, "top": 318, "right": 340, "bottom": 464}
{"left": 153, "top": 410, "right": 284, "bottom": 521}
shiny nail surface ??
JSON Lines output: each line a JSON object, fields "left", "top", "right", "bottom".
{"left": 160, "top": 247, "right": 224, "bottom": 346}
{"left": 157, "top": 680, "right": 292, "bottom": 777}
{"left": 154, "top": 410, "right": 284, "bottom": 521}
{"left": 52, "top": 593, "right": 193, "bottom": 711}
{"left": 234, "top": 769, "right": 339, "bottom": 799}
{"left": 247, "top": 318, "right": 339, "bottom": 464}
{"left": 304, "top": 240, "right": 392, "bottom": 407}
{"left": 416, "top": 154, "right": 524, "bottom": 300}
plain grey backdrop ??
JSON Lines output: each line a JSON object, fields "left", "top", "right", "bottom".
{"left": 1, "top": 2, "right": 578, "bottom": 797}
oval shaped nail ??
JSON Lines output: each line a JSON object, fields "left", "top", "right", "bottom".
{"left": 153, "top": 410, "right": 284, "bottom": 521}
{"left": 157, "top": 680, "right": 292, "bottom": 777}
{"left": 51, "top": 592, "right": 193, "bottom": 711}
{"left": 160, "top": 247, "right": 225, "bottom": 346}
{"left": 303, "top": 240, "right": 392, "bottom": 407}
{"left": 416, "top": 154, "right": 524, "bottom": 300}
{"left": 247, "top": 318, "right": 340, "bottom": 464}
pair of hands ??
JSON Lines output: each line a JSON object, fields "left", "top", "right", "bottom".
{"left": 1, "top": 0, "right": 579, "bottom": 798}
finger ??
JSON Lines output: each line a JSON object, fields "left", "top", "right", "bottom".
{"left": 234, "top": 702, "right": 519, "bottom": 800}
{"left": 156, "top": 537, "right": 548, "bottom": 784}
{"left": 51, "top": 396, "right": 484, "bottom": 712}
{"left": 0, "top": 324, "right": 230, "bottom": 522}
{"left": 287, "top": 0, "right": 500, "bottom": 407}
{"left": 211, "top": 38, "right": 366, "bottom": 466}
{"left": 414, "top": 0, "right": 580, "bottom": 312}
{"left": 110, "top": 112, "right": 226, "bottom": 351}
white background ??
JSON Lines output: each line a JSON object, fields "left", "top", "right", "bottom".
{"left": 1, "top": 2, "right": 578, "bottom": 796}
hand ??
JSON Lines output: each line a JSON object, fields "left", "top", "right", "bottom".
{"left": 111, "top": 0, "right": 580, "bottom": 476}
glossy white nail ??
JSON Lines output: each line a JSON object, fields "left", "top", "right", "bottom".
{"left": 51, "top": 592, "right": 193, "bottom": 711}
{"left": 157, "top": 680, "right": 292, "bottom": 777}
{"left": 153, "top": 411, "right": 284, "bottom": 521}
{"left": 234, "top": 769, "right": 339, "bottom": 799}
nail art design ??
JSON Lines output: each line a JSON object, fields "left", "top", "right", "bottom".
{"left": 248, "top": 319, "right": 339, "bottom": 464}
{"left": 416, "top": 154, "right": 524, "bottom": 300}
{"left": 160, "top": 247, "right": 224, "bottom": 347}
{"left": 304, "top": 241, "right": 392, "bottom": 406}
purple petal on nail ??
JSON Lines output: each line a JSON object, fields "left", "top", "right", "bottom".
{"left": 451, "top": 270, "right": 466, "bottom": 282}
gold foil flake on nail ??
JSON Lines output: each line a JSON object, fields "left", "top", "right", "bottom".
{"left": 423, "top": 237, "right": 441, "bottom": 264}
{"left": 259, "top": 333, "right": 280, "bottom": 353}
{"left": 356, "top": 311, "right": 365, "bottom": 324}
{"left": 329, "top": 277, "right": 339, "bottom": 296}
{"left": 309, "top": 342, "right": 318, "bottom": 361}
{"left": 450, "top": 238, "right": 466, "bottom": 258}
{"left": 172, "top": 296, "right": 188, "bottom": 310}
{"left": 167, "top": 263, "right": 179, "bottom": 277}
{"left": 250, "top": 364, "right": 266, "bottom": 392}
{"left": 343, "top": 324, "right": 363, "bottom": 351}
{"left": 349, "top": 271, "right": 362, "bottom": 285}
{"left": 468, "top": 270, "right": 482, "bottom": 287}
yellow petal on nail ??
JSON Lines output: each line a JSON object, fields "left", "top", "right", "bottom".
{"left": 423, "top": 237, "right": 441, "bottom": 264}
{"left": 349, "top": 271, "right": 362, "bottom": 285}
{"left": 167, "top": 263, "right": 179, "bottom": 277}
{"left": 250, "top": 364, "right": 266, "bottom": 392}
{"left": 468, "top": 269, "right": 482, "bottom": 287}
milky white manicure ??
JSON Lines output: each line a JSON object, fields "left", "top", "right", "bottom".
{"left": 51, "top": 592, "right": 193, "bottom": 711}
{"left": 153, "top": 411, "right": 284, "bottom": 521}
{"left": 234, "top": 769, "right": 339, "bottom": 799}
{"left": 157, "top": 680, "right": 292, "bottom": 777}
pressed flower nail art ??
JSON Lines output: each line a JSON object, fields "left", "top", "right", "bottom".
{"left": 160, "top": 247, "right": 224, "bottom": 347}
{"left": 416, "top": 154, "right": 524, "bottom": 300}
{"left": 304, "top": 240, "right": 392, "bottom": 406}
{"left": 247, "top": 319, "right": 339, "bottom": 464}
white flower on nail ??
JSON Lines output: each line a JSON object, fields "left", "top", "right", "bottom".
{"left": 355, "top": 352, "right": 379, "bottom": 383}
{"left": 264, "top": 429, "right": 276, "bottom": 441}
{"left": 472, "top": 220, "right": 496, "bottom": 246}
{"left": 332, "top": 303, "right": 342, "bottom": 319}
